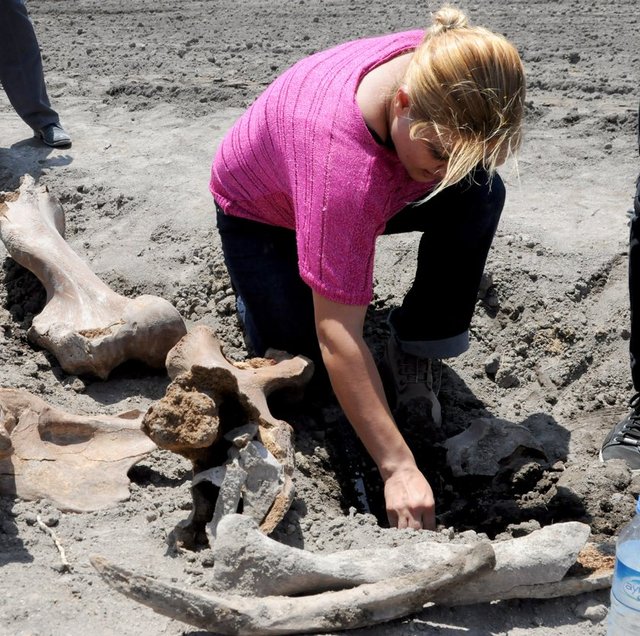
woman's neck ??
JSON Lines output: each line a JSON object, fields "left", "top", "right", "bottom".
{"left": 356, "top": 52, "right": 412, "bottom": 145}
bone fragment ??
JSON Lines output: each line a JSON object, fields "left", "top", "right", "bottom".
{"left": 144, "top": 325, "right": 313, "bottom": 542}
{"left": 0, "top": 387, "right": 155, "bottom": 511}
{"left": 91, "top": 539, "right": 494, "bottom": 635}
{"left": 211, "top": 514, "right": 483, "bottom": 596}
{"left": 433, "top": 522, "right": 603, "bottom": 605}
{"left": 0, "top": 175, "right": 187, "bottom": 378}
{"left": 37, "top": 514, "right": 71, "bottom": 573}
{"left": 444, "top": 417, "right": 546, "bottom": 477}
{"left": 202, "top": 440, "right": 284, "bottom": 540}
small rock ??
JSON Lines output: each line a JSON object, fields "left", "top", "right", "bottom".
{"left": 22, "top": 360, "right": 39, "bottom": 377}
{"left": 574, "top": 600, "right": 607, "bottom": 622}
{"left": 62, "top": 376, "right": 86, "bottom": 393}
{"left": 41, "top": 511, "right": 60, "bottom": 527}
{"left": 603, "top": 461, "right": 632, "bottom": 490}
{"left": 484, "top": 354, "right": 500, "bottom": 375}
{"left": 23, "top": 512, "right": 38, "bottom": 526}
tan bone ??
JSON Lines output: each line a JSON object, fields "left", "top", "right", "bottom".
{"left": 0, "top": 387, "right": 155, "bottom": 511}
{"left": 0, "top": 174, "right": 187, "bottom": 379}
{"left": 143, "top": 325, "right": 313, "bottom": 546}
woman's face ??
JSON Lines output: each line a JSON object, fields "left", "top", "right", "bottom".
{"left": 389, "top": 88, "right": 449, "bottom": 183}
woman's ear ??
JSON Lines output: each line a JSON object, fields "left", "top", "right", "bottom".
{"left": 393, "top": 84, "right": 411, "bottom": 115}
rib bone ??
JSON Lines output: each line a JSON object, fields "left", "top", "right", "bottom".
{"left": 90, "top": 538, "right": 494, "bottom": 635}
{"left": 91, "top": 514, "right": 612, "bottom": 632}
{"left": 0, "top": 175, "right": 187, "bottom": 378}
{"left": 0, "top": 387, "right": 155, "bottom": 511}
{"left": 211, "top": 515, "right": 608, "bottom": 603}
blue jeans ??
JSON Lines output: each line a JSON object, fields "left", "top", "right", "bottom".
{"left": 216, "top": 168, "right": 505, "bottom": 369}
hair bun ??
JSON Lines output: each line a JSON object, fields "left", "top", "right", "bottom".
{"left": 431, "top": 6, "right": 469, "bottom": 34}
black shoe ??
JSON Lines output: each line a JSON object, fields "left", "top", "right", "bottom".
{"left": 600, "top": 393, "right": 640, "bottom": 470}
{"left": 36, "top": 123, "right": 72, "bottom": 148}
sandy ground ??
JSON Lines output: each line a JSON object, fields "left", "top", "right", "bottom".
{"left": 1, "top": 1, "right": 639, "bottom": 634}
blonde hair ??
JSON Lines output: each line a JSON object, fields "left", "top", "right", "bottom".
{"left": 404, "top": 5, "right": 525, "bottom": 196}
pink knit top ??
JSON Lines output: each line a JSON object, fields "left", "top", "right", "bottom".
{"left": 210, "top": 30, "right": 434, "bottom": 305}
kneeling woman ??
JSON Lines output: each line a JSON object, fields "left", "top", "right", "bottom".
{"left": 210, "top": 6, "right": 525, "bottom": 530}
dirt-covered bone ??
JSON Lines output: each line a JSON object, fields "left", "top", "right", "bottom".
{"left": 444, "top": 417, "right": 547, "bottom": 477}
{"left": 142, "top": 325, "right": 313, "bottom": 546}
{"left": 0, "top": 175, "right": 187, "bottom": 379}
{"left": 90, "top": 514, "right": 612, "bottom": 633}
{"left": 210, "top": 515, "right": 610, "bottom": 602}
{"left": 91, "top": 540, "right": 494, "bottom": 636}
{"left": 0, "top": 387, "right": 155, "bottom": 511}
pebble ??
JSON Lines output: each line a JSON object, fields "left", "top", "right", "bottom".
{"left": 574, "top": 600, "right": 608, "bottom": 622}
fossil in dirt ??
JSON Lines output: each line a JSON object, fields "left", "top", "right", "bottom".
{"left": 444, "top": 417, "right": 547, "bottom": 477}
{"left": 0, "top": 388, "right": 155, "bottom": 511}
{"left": 91, "top": 514, "right": 613, "bottom": 635}
{"left": 142, "top": 324, "right": 314, "bottom": 548}
{"left": 0, "top": 174, "right": 187, "bottom": 379}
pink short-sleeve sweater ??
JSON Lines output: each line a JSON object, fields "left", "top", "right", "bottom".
{"left": 210, "top": 30, "right": 433, "bottom": 305}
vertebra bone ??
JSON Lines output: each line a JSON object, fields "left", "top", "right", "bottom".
{"left": 0, "top": 175, "right": 187, "bottom": 378}
{"left": 143, "top": 325, "right": 313, "bottom": 546}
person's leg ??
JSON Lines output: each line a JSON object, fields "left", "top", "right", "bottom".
{"left": 215, "top": 208, "right": 322, "bottom": 366}
{"left": 380, "top": 168, "right": 504, "bottom": 420}
{"left": 600, "top": 170, "right": 640, "bottom": 469}
{"left": 385, "top": 168, "right": 504, "bottom": 356}
{"left": 0, "top": 0, "right": 60, "bottom": 131}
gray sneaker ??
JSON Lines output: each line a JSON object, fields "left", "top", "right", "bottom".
{"left": 383, "top": 337, "right": 442, "bottom": 426}
{"left": 600, "top": 393, "right": 640, "bottom": 471}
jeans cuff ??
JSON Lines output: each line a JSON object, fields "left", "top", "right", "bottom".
{"left": 389, "top": 323, "right": 469, "bottom": 359}
{"left": 387, "top": 307, "right": 470, "bottom": 358}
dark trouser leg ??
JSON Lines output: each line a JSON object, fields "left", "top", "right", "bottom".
{"left": 629, "top": 174, "right": 640, "bottom": 392}
{"left": 215, "top": 208, "right": 321, "bottom": 366}
{"left": 384, "top": 168, "right": 505, "bottom": 359}
{"left": 0, "top": 0, "right": 59, "bottom": 130}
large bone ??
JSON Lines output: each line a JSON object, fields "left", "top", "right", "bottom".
{"left": 143, "top": 325, "right": 313, "bottom": 544}
{"left": 91, "top": 539, "right": 494, "bottom": 635}
{"left": 91, "top": 514, "right": 612, "bottom": 633}
{"left": 211, "top": 515, "right": 610, "bottom": 602}
{"left": 0, "top": 387, "right": 155, "bottom": 511}
{"left": 0, "top": 175, "right": 187, "bottom": 378}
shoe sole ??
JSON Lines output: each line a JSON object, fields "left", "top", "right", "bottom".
{"left": 36, "top": 133, "right": 72, "bottom": 148}
{"left": 599, "top": 448, "right": 640, "bottom": 472}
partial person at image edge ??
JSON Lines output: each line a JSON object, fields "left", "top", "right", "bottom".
{"left": 210, "top": 5, "right": 526, "bottom": 530}
{"left": 600, "top": 103, "right": 640, "bottom": 471}
{"left": 0, "top": 0, "right": 71, "bottom": 148}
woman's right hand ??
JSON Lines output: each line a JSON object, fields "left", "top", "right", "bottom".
{"left": 383, "top": 463, "right": 435, "bottom": 530}
{"left": 312, "top": 291, "right": 437, "bottom": 532}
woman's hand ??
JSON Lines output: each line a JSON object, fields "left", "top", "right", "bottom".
{"left": 383, "top": 464, "right": 435, "bottom": 530}
{"left": 313, "top": 291, "right": 437, "bottom": 531}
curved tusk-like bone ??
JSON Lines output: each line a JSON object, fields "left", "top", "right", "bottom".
{"left": 0, "top": 175, "right": 187, "bottom": 378}
{"left": 90, "top": 540, "right": 494, "bottom": 635}
{"left": 211, "top": 515, "right": 608, "bottom": 603}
